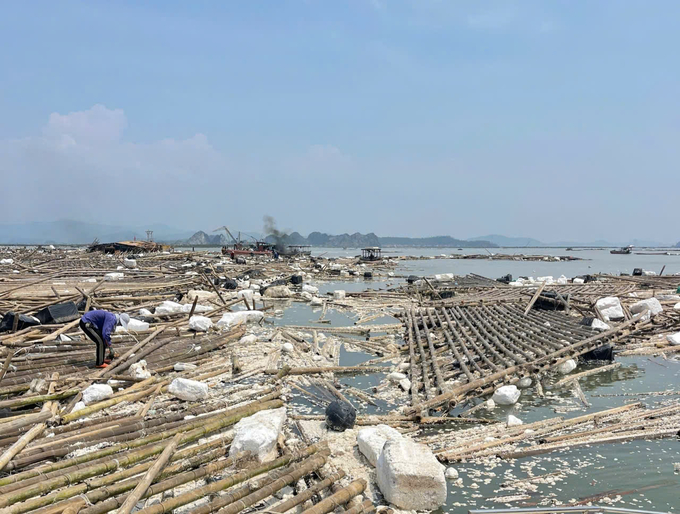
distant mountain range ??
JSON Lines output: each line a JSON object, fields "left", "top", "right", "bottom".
{"left": 260, "top": 232, "right": 497, "bottom": 248}
{"left": 472, "top": 234, "right": 672, "bottom": 248}
{"left": 0, "top": 220, "right": 195, "bottom": 245}
{"left": 0, "top": 220, "right": 675, "bottom": 249}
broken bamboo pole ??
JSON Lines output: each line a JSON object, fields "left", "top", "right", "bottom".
{"left": 116, "top": 433, "right": 183, "bottom": 514}
{"left": 299, "top": 479, "right": 367, "bottom": 514}
{"left": 269, "top": 471, "right": 346, "bottom": 513}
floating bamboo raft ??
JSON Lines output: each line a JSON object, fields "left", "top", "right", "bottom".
{"left": 399, "top": 304, "right": 649, "bottom": 415}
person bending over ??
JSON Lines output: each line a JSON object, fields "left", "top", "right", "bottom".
{"left": 79, "top": 310, "right": 129, "bottom": 368}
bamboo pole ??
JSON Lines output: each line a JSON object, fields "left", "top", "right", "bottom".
{"left": 0, "top": 352, "right": 15, "bottom": 384}
{"left": 343, "top": 499, "right": 375, "bottom": 514}
{"left": 100, "top": 327, "right": 167, "bottom": 378}
{"left": 60, "top": 385, "right": 158, "bottom": 424}
{"left": 264, "top": 366, "right": 385, "bottom": 375}
{"left": 116, "top": 433, "right": 183, "bottom": 514}
{"left": 300, "top": 479, "right": 367, "bottom": 514}
{"left": 195, "top": 454, "right": 329, "bottom": 514}
{"left": 553, "top": 362, "right": 622, "bottom": 387}
{"left": 0, "top": 423, "right": 46, "bottom": 471}
{"left": 23, "top": 436, "right": 238, "bottom": 514}
{"left": 0, "top": 389, "right": 78, "bottom": 410}
{"left": 524, "top": 282, "right": 547, "bottom": 315}
{"left": 269, "top": 471, "right": 345, "bottom": 513}
{"left": 135, "top": 384, "right": 162, "bottom": 418}
{"left": 0, "top": 399, "right": 283, "bottom": 496}
{"left": 34, "top": 319, "right": 81, "bottom": 344}
{"left": 500, "top": 428, "right": 680, "bottom": 459}
{"left": 437, "top": 402, "right": 642, "bottom": 461}
{"left": 135, "top": 445, "right": 325, "bottom": 514}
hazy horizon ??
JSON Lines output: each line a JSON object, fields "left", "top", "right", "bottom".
{"left": 1, "top": 1, "right": 679, "bottom": 242}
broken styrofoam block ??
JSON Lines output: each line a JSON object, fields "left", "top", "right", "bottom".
{"left": 129, "top": 360, "right": 151, "bottom": 380}
{"left": 72, "top": 401, "right": 87, "bottom": 413}
{"left": 215, "top": 311, "right": 264, "bottom": 329}
{"left": 399, "top": 378, "right": 411, "bottom": 391}
{"left": 507, "top": 415, "right": 523, "bottom": 427}
{"left": 595, "top": 297, "right": 624, "bottom": 321}
{"left": 281, "top": 342, "right": 294, "bottom": 353}
{"left": 229, "top": 407, "right": 287, "bottom": 463}
{"left": 300, "top": 291, "right": 313, "bottom": 301}
{"left": 518, "top": 377, "right": 532, "bottom": 388}
{"left": 0, "top": 259, "right": 14, "bottom": 265}
{"left": 492, "top": 385, "right": 521, "bottom": 405}
{"left": 573, "top": 277, "right": 585, "bottom": 284}
{"left": 376, "top": 439, "right": 447, "bottom": 510}
{"left": 591, "top": 319, "right": 610, "bottom": 331}
{"left": 357, "top": 424, "right": 403, "bottom": 466}
{"left": 302, "top": 284, "right": 319, "bottom": 294}
{"left": 239, "top": 334, "right": 258, "bottom": 344}
{"left": 186, "top": 290, "right": 218, "bottom": 302}
{"left": 189, "top": 315, "right": 213, "bottom": 332}
{"left": 667, "top": 332, "right": 680, "bottom": 346}
{"left": 556, "top": 275, "right": 568, "bottom": 285}
{"left": 264, "top": 285, "right": 292, "bottom": 298}
{"left": 116, "top": 318, "right": 149, "bottom": 332}
{"left": 237, "top": 290, "right": 255, "bottom": 302}
{"left": 168, "top": 378, "right": 209, "bottom": 401}
{"left": 333, "top": 290, "right": 346, "bottom": 300}
{"left": 445, "top": 468, "right": 459, "bottom": 480}
{"left": 104, "top": 272, "right": 124, "bottom": 281}
{"left": 630, "top": 298, "right": 663, "bottom": 318}
{"left": 387, "top": 372, "right": 406, "bottom": 382}
{"left": 174, "top": 362, "right": 197, "bottom": 371}
{"left": 310, "top": 297, "right": 323, "bottom": 306}
{"left": 675, "top": 302, "right": 680, "bottom": 311}
{"left": 82, "top": 384, "right": 114, "bottom": 405}
{"left": 155, "top": 301, "right": 184, "bottom": 315}
{"left": 139, "top": 308, "right": 153, "bottom": 317}
{"left": 557, "top": 358, "right": 577, "bottom": 374}
{"left": 123, "top": 258, "right": 137, "bottom": 268}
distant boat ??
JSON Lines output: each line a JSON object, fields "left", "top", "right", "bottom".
{"left": 610, "top": 246, "right": 633, "bottom": 255}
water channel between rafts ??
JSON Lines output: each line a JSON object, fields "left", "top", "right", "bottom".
{"left": 253, "top": 248, "right": 680, "bottom": 513}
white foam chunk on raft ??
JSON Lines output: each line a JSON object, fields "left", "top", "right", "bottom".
{"left": 215, "top": 310, "right": 264, "bottom": 329}
{"left": 595, "top": 297, "right": 624, "bottom": 321}
{"left": 630, "top": 298, "right": 663, "bottom": 318}
{"left": 229, "top": 407, "right": 287, "bottom": 463}
{"left": 492, "top": 385, "right": 521, "bottom": 405}
{"left": 357, "top": 424, "right": 403, "bottom": 466}
{"left": 376, "top": 438, "right": 447, "bottom": 510}
{"left": 189, "top": 315, "right": 213, "bottom": 332}
{"left": 168, "top": 378, "right": 209, "bottom": 401}
{"left": 82, "top": 384, "right": 113, "bottom": 405}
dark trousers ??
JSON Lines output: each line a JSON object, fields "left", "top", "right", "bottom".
{"left": 80, "top": 320, "right": 108, "bottom": 366}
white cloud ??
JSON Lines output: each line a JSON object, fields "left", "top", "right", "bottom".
{"left": 0, "top": 105, "right": 230, "bottom": 224}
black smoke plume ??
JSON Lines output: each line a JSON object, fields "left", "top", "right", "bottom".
{"left": 263, "top": 215, "right": 287, "bottom": 253}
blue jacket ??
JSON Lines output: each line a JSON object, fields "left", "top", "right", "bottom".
{"left": 81, "top": 310, "right": 117, "bottom": 345}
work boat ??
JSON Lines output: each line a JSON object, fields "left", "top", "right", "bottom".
{"left": 610, "top": 246, "right": 632, "bottom": 254}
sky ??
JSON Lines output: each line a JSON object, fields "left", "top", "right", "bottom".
{"left": 1, "top": 0, "right": 679, "bottom": 242}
